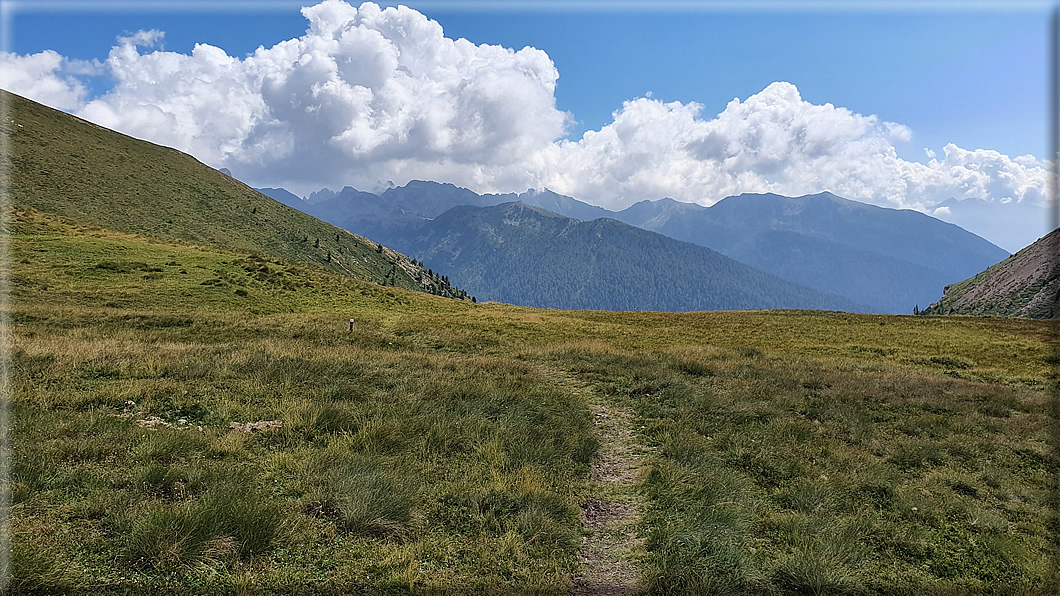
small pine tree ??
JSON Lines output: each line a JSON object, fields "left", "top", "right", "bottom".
{"left": 471, "top": 296, "right": 477, "bottom": 303}
{"left": 325, "top": 250, "right": 332, "bottom": 262}
{"left": 314, "top": 238, "right": 320, "bottom": 249}
{"left": 913, "top": 304, "right": 920, "bottom": 315}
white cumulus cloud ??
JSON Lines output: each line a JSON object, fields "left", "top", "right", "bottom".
{"left": 77, "top": 32, "right": 268, "bottom": 170}
{"left": 116, "top": 29, "right": 165, "bottom": 48}
{"left": 0, "top": 50, "right": 97, "bottom": 111}
{"left": 72, "top": 0, "right": 568, "bottom": 193}
{"left": 511, "top": 82, "right": 1048, "bottom": 215}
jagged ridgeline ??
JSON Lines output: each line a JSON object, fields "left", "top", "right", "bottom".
{"left": 2, "top": 90, "right": 467, "bottom": 299}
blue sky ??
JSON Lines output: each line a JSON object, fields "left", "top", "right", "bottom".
{"left": 10, "top": 2, "right": 1051, "bottom": 160}
{"left": 434, "top": 9, "right": 1050, "bottom": 162}
{"left": 2, "top": 0, "right": 1055, "bottom": 251}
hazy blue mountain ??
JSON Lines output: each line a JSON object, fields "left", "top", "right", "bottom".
{"left": 307, "top": 188, "right": 340, "bottom": 204}
{"left": 259, "top": 181, "right": 1009, "bottom": 314}
{"left": 257, "top": 187, "right": 306, "bottom": 210}
{"left": 388, "top": 202, "right": 867, "bottom": 312}
{"left": 506, "top": 188, "right": 615, "bottom": 221}
{"left": 380, "top": 179, "right": 493, "bottom": 212}
{"left": 722, "top": 229, "right": 956, "bottom": 314}
{"left": 306, "top": 186, "right": 402, "bottom": 235}
{"left": 928, "top": 196, "right": 1047, "bottom": 255}
{"left": 260, "top": 181, "right": 613, "bottom": 250}
{"left": 259, "top": 185, "right": 422, "bottom": 245}
{"left": 707, "top": 192, "right": 1003, "bottom": 271}
{"left": 610, "top": 192, "right": 1010, "bottom": 313}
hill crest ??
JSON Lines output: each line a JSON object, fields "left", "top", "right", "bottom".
{"left": 3, "top": 90, "right": 469, "bottom": 300}
{"left": 922, "top": 227, "right": 1059, "bottom": 318}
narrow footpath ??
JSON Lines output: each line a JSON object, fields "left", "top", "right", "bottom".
{"left": 571, "top": 398, "right": 646, "bottom": 595}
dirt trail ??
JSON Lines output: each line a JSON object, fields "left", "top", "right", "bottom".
{"left": 572, "top": 401, "right": 646, "bottom": 595}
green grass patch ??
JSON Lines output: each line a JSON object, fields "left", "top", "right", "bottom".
{"left": 547, "top": 346, "right": 1056, "bottom": 593}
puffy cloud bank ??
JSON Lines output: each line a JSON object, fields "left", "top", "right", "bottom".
{"left": 521, "top": 83, "right": 1049, "bottom": 213}
{"left": 0, "top": 0, "right": 1050, "bottom": 222}
{"left": 67, "top": 1, "right": 567, "bottom": 192}
{"left": 0, "top": 50, "right": 97, "bottom": 111}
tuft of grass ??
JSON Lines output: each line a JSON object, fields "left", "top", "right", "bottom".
{"left": 929, "top": 355, "right": 976, "bottom": 370}
{"left": 673, "top": 358, "right": 716, "bottom": 378}
{"left": 320, "top": 455, "right": 413, "bottom": 539}
{"left": 738, "top": 347, "right": 763, "bottom": 358}
{"left": 9, "top": 541, "right": 81, "bottom": 592}
{"left": 126, "top": 483, "right": 286, "bottom": 569}
{"left": 771, "top": 542, "right": 862, "bottom": 596}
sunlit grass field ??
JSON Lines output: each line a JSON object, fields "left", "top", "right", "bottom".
{"left": 9, "top": 207, "right": 1058, "bottom": 593}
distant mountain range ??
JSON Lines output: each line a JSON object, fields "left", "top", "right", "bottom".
{"left": 259, "top": 184, "right": 866, "bottom": 311}
{"left": 606, "top": 192, "right": 1009, "bottom": 314}
{"left": 922, "top": 228, "right": 1059, "bottom": 319}
{"left": 927, "top": 196, "right": 1047, "bottom": 255}
{"left": 260, "top": 182, "right": 1009, "bottom": 314}
{"left": 389, "top": 201, "right": 864, "bottom": 312}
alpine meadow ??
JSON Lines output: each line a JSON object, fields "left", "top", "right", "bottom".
{"left": 3, "top": 0, "right": 1060, "bottom": 591}
{"left": 4, "top": 77, "right": 1059, "bottom": 596}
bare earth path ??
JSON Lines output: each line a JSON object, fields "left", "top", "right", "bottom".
{"left": 571, "top": 394, "right": 647, "bottom": 595}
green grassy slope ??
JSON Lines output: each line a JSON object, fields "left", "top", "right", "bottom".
{"left": 3, "top": 90, "right": 466, "bottom": 299}
{"left": 923, "top": 227, "right": 1060, "bottom": 319}
{"left": 8, "top": 205, "right": 1057, "bottom": 593}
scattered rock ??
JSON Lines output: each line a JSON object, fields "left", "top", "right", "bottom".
{"left": 229, "top": 420, "right": 283, "bottom": 433}
{"left": 136, "top": 416, "right": 169, "bottom": 428}
{"left": 136, "top": 417, "right": 205, "bottom": 431}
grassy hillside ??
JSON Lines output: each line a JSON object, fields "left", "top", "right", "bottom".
{"left": 3, "top": 90, "right": 466, "bottom": 299}
{"left": 923, "top": 227, "right": 1060, "bottom": 319}
{"left": 8, "top": 204, "right": 1057, "bottom": 593}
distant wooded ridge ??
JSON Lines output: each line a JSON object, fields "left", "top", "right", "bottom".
{"left": 259, "top": 181, "right": 1011, "bottom": 315}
